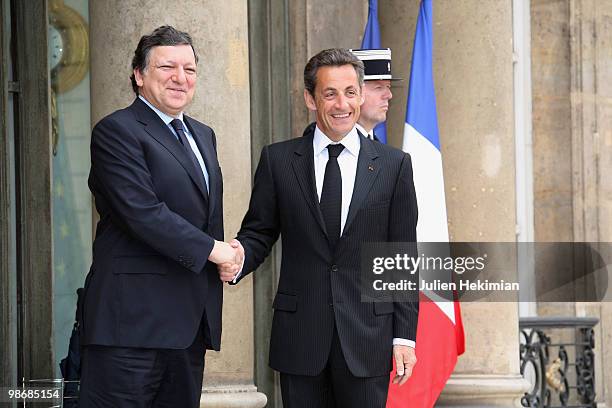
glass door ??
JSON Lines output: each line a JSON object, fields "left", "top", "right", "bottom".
{"left": 47, "top": 0, "right": 92, "bottom": 377}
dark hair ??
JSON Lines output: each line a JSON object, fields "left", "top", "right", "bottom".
{"left": 303, "top": 48, "right": 364, "bottom": 96}
{"left": 130, "top": 25, "right": 199, "bottom": 94}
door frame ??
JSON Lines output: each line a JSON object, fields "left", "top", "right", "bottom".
{"left": 2, "top": 0, "right": 54, "bottom": 382}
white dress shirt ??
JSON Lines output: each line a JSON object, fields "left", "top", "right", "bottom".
{"left": 139, "top": 95, "right": 209, "bottom": 192}
{"left": 313, "top": 126, "right": 360, "bottom": 235}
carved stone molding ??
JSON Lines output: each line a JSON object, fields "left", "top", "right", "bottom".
{"left": 201, "top": 384, "right": 267, "bottom": 408}
{"left": 436, "top": 374, "right": 531, "bottom": 407}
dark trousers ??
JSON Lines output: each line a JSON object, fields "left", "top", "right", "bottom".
{"left": 280, "top": 328, "right": 389, "bottom": 408}
{"left": 79, "top": 321, "right": 208, "bottom": 408}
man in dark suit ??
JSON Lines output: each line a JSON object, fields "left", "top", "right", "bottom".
{"left": 219, "top": 48, "right": 419, "bottom": 407}
{"left": 79, "top": 26, "right": 241, "bottom": 408}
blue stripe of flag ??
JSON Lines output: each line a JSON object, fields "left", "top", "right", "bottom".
{"left": 405, "top": 0, "right": 440, "bottom": 150}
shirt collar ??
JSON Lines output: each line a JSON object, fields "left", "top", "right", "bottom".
{"left": 139, "top": 95, "right": 184, "bottom": 126}
{"left": 355, "top": 123, "right": 372, "bottom": 139}
{"left": 313, "top": 125, "right": 360, "bottom": 158}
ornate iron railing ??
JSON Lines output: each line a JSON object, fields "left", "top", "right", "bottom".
{"left": 519, "top": 317, "right": 598, "bottom": 408}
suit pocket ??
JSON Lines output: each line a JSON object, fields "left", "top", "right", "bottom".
{"left": 362, "top": 200, "right": 391, "bottom": 211}
{"left": 112, "top": 255, "right": 168, "bottom": 275}
{"left": 272, "top": 293, "right": 297, "bottom": 312}
{"left": 373, "top": 301, "right": 394, "bottom": 315}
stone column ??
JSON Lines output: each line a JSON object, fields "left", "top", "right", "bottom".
{"left": 567, "top": 0, "right": 612, "bottom": 405}
{"left": 89, "top": 2, "right": 266, "bottom": 407}
{"left": 288, "top": 0, "right": 368, "bottom": 137}
{"left": 532, "top": 0, "right": 612, "bottom": 405}
{"left": 593, "top": 0, "right": 612, "bottom": 402}
{"left": 380, "top": 1, "right": 530, "bottom": 406}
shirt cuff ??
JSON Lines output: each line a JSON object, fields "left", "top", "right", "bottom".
{"left": 393, "top": 338, "right": 415, "bottom": 348}
{"left": 231, "top": 244, "right": 245, "bottom": 283}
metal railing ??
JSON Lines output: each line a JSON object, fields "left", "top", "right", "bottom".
{"left": 519, "top": 317, "right": 598, "bottom": 408}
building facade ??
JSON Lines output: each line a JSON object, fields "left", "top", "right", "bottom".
{"left": 1, "top": 0, "right": 610, "bottom": 407}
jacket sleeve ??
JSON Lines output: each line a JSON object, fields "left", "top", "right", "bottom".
{"left": 388, "top": 152, "right": 419, "bottom": 340}
{"left": 90, "top": 116, "right": 215, "bottom": 273}
{"left": 233, "top": 145, "right": 281, "bottom": 283}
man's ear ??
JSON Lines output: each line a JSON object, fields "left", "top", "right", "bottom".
{"left": 304, "top": 89, "right": 317, "bottom": 112}
{"left": 134, "top": 69, "right": 144, "bottom": 87}
{"left": 359, "top": 87, "right": 365, "bottom": 106}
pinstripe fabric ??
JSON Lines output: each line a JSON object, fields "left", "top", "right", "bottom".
{"left": 280, "top": 327, "right": 389, "bottom": 408}
{"left": 236, "top": 127, "right": 418, "bottom": 379}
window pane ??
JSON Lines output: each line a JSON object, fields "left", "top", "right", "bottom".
{"left": 48, "top": 0, "right": 91, "bottom": 377}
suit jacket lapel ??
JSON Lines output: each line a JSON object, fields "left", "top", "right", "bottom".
{"left": 291, "top": 131, "right": 328, "bottom": 237}
{"left": 132, "top": 99, "right": 209, "bottom": 202}
{"left": 343, "top": 133, "right": 381, "bottom": 235}
{"left": 185, "top": 116, "right": 217, "bottom": 217}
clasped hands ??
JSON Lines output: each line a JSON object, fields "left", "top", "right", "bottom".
{"left": 208, "top": 239, "right": 244, "bottom": 282}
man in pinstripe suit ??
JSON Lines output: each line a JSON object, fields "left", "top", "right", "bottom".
{"left": 219, "top": 48, "right": 419, "bottom": 407}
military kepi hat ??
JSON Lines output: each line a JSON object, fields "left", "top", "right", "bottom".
{"left": 350, "top": 48, "right": 402, "bottom": 81}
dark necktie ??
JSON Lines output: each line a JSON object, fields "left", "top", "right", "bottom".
{"left": 320, "top": 144, "right": 344, "bottom": 250}
{"left": 170, "top": 118, "right": 209, "bottom": 201}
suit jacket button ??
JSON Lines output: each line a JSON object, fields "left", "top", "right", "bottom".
{"left": 331, "top": 265, "right": 338, "bottom": 272}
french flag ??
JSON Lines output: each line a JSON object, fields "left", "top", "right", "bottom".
{"left": 387, "top": 1, "right": 465, "bottom": 407}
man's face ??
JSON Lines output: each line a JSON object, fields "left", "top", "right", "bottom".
{"left": 304, "top": 65, "right": 364, "bottom": 141}
{"left": 134, "top": 44, "right": 197, "bottom": 117}
{"left": 359, "top": 80, "right": 392, "bottom": 131}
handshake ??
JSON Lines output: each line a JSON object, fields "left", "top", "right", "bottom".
{"left": 208, "top": 239, "right": 244, "bottom": 282}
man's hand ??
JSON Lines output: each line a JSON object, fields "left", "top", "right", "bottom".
{"left": 392, "top": 345, "right": 417, "bottom": 386}
{"left": 208, "top": 240, "right": 242, "bottom": 266}
{"left": 217, "top": 239, "right": 244, "bottom": 282}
